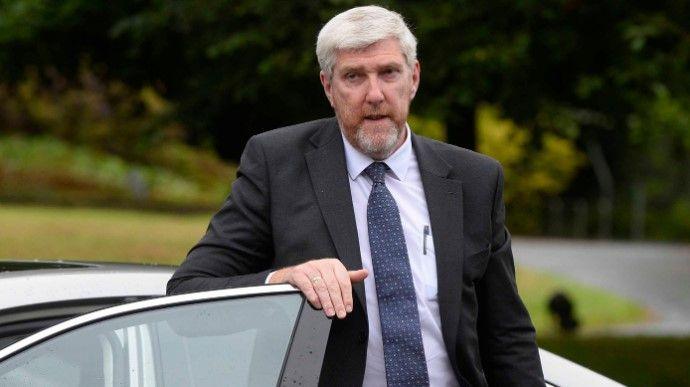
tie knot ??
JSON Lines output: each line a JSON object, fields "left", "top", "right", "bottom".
{"left": 365, "top": 162, "right": 388, "bottom": 184}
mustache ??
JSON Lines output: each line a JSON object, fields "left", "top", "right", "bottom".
{"left": 362, "top": 109, "right": 390, "bottom": 118}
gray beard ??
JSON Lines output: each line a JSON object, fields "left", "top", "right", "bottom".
{"left": 355, "top": 124, "right": 402, "bottom": 160}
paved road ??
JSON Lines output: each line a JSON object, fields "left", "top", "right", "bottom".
{"left": 512, "top": 237, "right": 690, "bottom": 336}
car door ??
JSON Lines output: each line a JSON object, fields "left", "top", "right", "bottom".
{"left": 0, "top": 285, "right": 330, "bottom": 387}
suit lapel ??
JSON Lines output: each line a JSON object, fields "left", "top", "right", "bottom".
{"left": 412, "top": 134, "right": 464, "bottom": 368}
{"left": 304, "top": 120, "right": 366, "bottom": 312}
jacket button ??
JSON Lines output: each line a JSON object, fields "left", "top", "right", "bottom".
{"left": 359, "top": 331, "right": 367, "bottom": 343}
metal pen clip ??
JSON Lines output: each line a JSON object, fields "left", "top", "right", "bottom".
{"left": 423, "top": 225, "right": 430, "bottom": 255}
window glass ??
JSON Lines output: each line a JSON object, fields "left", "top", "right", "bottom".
{"left": 0, "top": 293, "right": 302, "bottom": 387}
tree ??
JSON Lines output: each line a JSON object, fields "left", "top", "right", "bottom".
{"left": 1, "top": 0, "right": 689, "bottom": 238}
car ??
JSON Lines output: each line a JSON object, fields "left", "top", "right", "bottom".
{"left": 0, "top": 260, "right": 175, "bottom": 349}
{"left": 0, "top": 260, "right": 623, "bottom": 386}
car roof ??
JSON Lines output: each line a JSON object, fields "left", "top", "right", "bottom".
{"left": 1, "top": 260, "right": 175, "bottom": 313}
{"left": 539, "top": 348, "right": 624, "bottom": 386}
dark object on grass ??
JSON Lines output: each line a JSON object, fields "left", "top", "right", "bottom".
{"left": 548, "top": 291, "right": 580, "bottom": 333}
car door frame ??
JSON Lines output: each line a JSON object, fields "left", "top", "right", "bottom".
{"left": 0, "top": 284, "right": 332, "bottom": 386}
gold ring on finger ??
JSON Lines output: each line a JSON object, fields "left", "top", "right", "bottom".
{"left": 311, "top": 276, "right": 323, "bottom": 284}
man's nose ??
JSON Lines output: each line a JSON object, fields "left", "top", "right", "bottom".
{"left": 365, "top": 77, "right": 385, "bottom": 105}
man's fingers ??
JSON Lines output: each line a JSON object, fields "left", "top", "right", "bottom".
{"left": 310, "top": 271, "right": 335, "bottom": 318}
{"left": 321, "top": 268, "right": 347, "bottom": 319}
{"left": 334, "top": 267, "right": 354, "bottom": 315}
{"left": 291, "top": 271, "right": 321, "bottom": 309}
{"left": 276, "top": 259, "right": 364, "bottom": 319}
{"left": 348, "top": 268, "right": 368, "bottom": 283}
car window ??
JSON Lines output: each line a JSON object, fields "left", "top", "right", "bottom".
{"left": 0, "top": 293, "right": 302, "bottom": 387}
{"left": 0, "top": 296, "right": 159, "bottom": 350}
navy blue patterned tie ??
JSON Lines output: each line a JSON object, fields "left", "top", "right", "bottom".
{"left": 365, "top": 162, "right": 429, "bottom": 387}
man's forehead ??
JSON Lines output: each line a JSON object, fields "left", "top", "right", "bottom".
{"left": 333, "top": 38, "right": 407, "bottom": 70}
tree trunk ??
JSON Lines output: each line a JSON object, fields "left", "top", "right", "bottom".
{"left": 585, "top": 139, "right": 614, "bottom": 239}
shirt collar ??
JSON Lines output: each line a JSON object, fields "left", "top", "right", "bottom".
{"left": 341, "top": 124, "right": 412, "bottom": 182}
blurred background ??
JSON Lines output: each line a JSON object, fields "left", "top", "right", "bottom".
{"left": 0, "top": 1, "right": 688, "bottom": 385}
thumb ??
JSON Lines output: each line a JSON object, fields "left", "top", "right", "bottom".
{"left": 348, "top": 269, "right": 368, "bottom": 283}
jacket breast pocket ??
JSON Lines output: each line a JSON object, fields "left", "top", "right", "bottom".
{"left": 463, "top": 244, "right": 491, "bottom": 282}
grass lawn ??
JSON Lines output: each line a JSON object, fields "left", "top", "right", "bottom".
{"left": 518, "top": 267, "right": 650, "bottom": 336}
{"left": 1, "top": 203, "right": 650, "bottom": 336}
{"left": 540, "top": 336, "right": 690, "bottom": 386}
{"left": 0, "top": 204, "right": 210, "bottom": 265}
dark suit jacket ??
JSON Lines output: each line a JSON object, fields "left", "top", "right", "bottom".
{"left": 167, "top": 117, "right": 544, "bottom": 386}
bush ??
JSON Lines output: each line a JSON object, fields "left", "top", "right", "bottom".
{"left": 0, "top": 66, "right": 185, "bottom": 163}
{"left": 0, "top": 135, "right": 234, "bottom": 210}
{"left": 476, "top": 104, "right": 586, "bottom": 234}
{"left": 0, "top": 65, "right": 236, "bottom": 210}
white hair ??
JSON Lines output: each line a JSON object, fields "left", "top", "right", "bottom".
{"left": 316, "top": 5, "right": 417, "bottom": 77}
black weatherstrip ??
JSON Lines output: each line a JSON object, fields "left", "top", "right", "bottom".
{"left": 279, "top": 300, "right": 332, "bottom": 386}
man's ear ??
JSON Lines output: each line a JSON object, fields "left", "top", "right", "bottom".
{"left": 410, "top": 60, "right": 420, "bottom": 100}
{"left": 320, "top": 71, "right": 335, "bottom": 108}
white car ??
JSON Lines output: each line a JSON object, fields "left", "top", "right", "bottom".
{"left": 0, "top": 260, "right": 623, "bottom": 386}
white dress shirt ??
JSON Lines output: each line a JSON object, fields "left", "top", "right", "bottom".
{"left": 342, "top": 126, "right": 459, "bottom": 387}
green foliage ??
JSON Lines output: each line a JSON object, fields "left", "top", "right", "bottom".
{"left": 0, "top": 135, "right": 233, "bottom": 210}
{"left": 629, "top": 85, "right": 690, "bottom": 149}
{"left": 403, "top": 1, "right": 690, "bottom": 239}
{"left": 408, "top": 115, "right": 446, "bottom": 142}
{"left": 477, "top": 104, "right": 585, "bottom": 233}
{"left": 647, "top": 199, "right": 690, "bottom": 241}
{"left": 0, "top": 65, "right": 234, "bottom": 208}
{"left": 0, "top": 0, "right": 689, "bottom": 239}
{"left": 1, "top": 66, "right": 183, "bottom": 163}
{"left": 105, "top": 0, "right": 342, "bottom": 158}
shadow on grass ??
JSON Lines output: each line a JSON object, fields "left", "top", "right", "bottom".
{"left": 517, "top": 267, "right": 651, "bottom": 335}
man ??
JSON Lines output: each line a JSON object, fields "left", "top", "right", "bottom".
{"left": 168, "top": 5, "right": 544, "bottom": 386}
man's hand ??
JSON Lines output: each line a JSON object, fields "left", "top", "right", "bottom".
{"left": 268, "top": 258, "right": 368, "bottom": 319}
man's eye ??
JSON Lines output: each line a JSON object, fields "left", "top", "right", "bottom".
{"left": 345, "top": 73, "right": 359, "bottom": 81}
{"left": 382, "top": 69, "right": 399, "bottom": 79}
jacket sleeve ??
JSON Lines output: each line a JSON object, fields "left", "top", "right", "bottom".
{"left": 167, "top": 135, "right": 275, "bottom": 295}
{"left": 477, "top": 164, "right": 545, "bottom": 386}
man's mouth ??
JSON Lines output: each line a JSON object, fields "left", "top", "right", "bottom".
{"left": 364, "top": 115, "right": 388, "bottom": 121}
